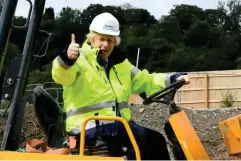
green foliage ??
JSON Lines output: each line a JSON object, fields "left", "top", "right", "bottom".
{"left": 4, "top": 0, "right": 241, "bottom": 84}
{"left": 57, "top": 7, "right": 82, "bottom": 24}
{"left": 80, "top": 4, "right": 104, "bottom": 25}
{"left": 204, "top": 8, "right": 227, "bottom": 27}
{"left": 236, "top": 57, "right": 241, "bottom": 69}
{"left": 43, "top": 7, "right": 55, "bottom": 21}
{"left": 184, "top": 20, "right": 211, "bottom": 47}
{"left": 158, "top": 16, "right": 183, "bottom": 43}
{"left": 221, "top": 90, "right": 237, "bottom": 108}
{"left": 2, "top": 43, "right": 21, "bottom": 73}
{"left": 167, "top": 47, "right": 195, "bottom": 72}
{"left": 0, "top": 0, "right": 3, "bottom": 14}
{"left": 28, "top": 64, "right": 53, "bottom": 84}
{"left": 169, "top": 4, "right": 205, "bottom": 32}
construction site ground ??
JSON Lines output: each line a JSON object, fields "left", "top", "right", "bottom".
{"left": 0, "top": 102, "right": 241, "bottom": 160}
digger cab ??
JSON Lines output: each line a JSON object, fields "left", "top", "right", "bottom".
{"left": 28, "top": 85, "right": 141, "bottom": 160}
{"left": 30, "top": 79, "right": 210, "bottom": 161}
{"left": 0, "top": 84, "right": 141, "bottom": 160}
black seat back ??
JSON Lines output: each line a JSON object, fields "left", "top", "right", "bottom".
{"left": 33, "top": 86, "right": 67, "bottom": 148}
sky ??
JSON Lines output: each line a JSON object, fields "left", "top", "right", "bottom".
{"left": 15, "top": 0, "right": 221, "bottom": 19}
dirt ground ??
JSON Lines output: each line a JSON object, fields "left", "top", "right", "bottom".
{"left": 0, "top": 103, "right": 45, "bottom": 149}
{"left": 0, "top": 102, "right": 241, "bottom": 160}
{"left": 130, "top": 103, "right": 241, "bottom": 160}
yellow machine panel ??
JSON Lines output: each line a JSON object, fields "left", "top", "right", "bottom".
{"left": 219, "top": 114, "right": 241, "bottom": 156}
{"left": 169, "top": 111, "right": 210, "bottom": 160}
{"left": 0, "top": 151, "right": 124, "bottom": 160}
{"left": 0, "top": 116, "right": 140, "bottom": 160}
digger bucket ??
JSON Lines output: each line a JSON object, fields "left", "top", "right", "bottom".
{"left": 219, "top": 114, "right": 241, "bottom": 156}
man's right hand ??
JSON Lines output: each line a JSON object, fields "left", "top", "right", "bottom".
{"left": 67, "top": 34, "right": 79, "bottom": 60}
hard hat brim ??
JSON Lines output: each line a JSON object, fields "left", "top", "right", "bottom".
{"left": 90, "top": 29, "right": 120, "bottom": 36}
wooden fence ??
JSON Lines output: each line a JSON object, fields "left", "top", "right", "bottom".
{"left": 128, "top": 70, "right": 241, "bottom": 108}
{"left": 175, "top": 70, "right": 241, "bottom": 108}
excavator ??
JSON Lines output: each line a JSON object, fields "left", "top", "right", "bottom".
{"left": 0, "top": 0, "right": 240, "bottom": 160}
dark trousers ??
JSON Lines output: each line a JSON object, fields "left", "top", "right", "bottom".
{"left": 116, "top": 121, "right": 171, "bottom": 160}
{"left": 80, "top": 121, "right": 171, "bottom": 160}
{"left": 75, "top": 121, "right": 171, "bottom": 160}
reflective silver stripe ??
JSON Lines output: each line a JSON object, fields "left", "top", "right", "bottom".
{"left": 131, "top": 67, "right": 140, "bottom": 79}
{"left": 118, "top": 101, "right": 129, "bottom": 110}
{"left": 57, "top": 49, "right": 87, "bottom": 70}
{"left": 66, "top": 101, "right": 116, "bottom": 118}
{"left": 57, "top": 56, "right": 71, "bottom": 69}
{"left": 69, "top": 120, "right": 115, "bottom": 135}
{"left": 68, "top": 102, "right": 130, "bottom": 135}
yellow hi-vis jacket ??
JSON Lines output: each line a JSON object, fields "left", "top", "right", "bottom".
{"left": 52, "top": 41, "right": 172, "bottom": 135}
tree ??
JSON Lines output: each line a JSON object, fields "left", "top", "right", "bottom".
{"left": 144, "top": 38, "right": 175, "bottom": 72}
{"left": 28, "top": 64, "right": 53, "bottom": 84}
{"left": 158, "top": 16, "right": 183, "bottom": 43}
{"left": 166, "top": 47, "right": 195, "bottom": 72}
{"left": 184, "top": 20, "right": 211, "bottom": 47}
{"left": 43, "top": 7, "right": 55, "bottom": 21}
{"left": 122, "top": 8, "right": 157, "bottom": 26}
{"left": 80, "top": 4, "right": 104, "bottom": 25}
{"left": 3, "top": 43, "right": 21, "bottom": 73}
{"left": 57, "top": 7, "right": 82, "bottom": 24}
{"left": 208, "top": 26, "right": 226, "bottom": 48}
{"left": 204, "top": 8, "right": 227, "bottom": 27}
{"left": 0, "top": 0, "right": 3, "bottom": 14}
{"left": 120, "top": 3, "right": 134, "bottom": 10}
{"left": 219, "top": 0, "right": 241, "bottom": 33}
{"left": 54, "top": 7, "right": 84, "bottom": 47}
{"left": 169, "top": 4, "right": 205, "bottom": 32}
{"left": 236, "top": 57, "right": 241, "bottom": 69}
{"left": 3, "top": 1, "right": 241, "bottom": 81}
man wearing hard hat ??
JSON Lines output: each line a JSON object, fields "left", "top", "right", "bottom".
{"left": 52, "top": 12, "right": 189, "bottom": 160}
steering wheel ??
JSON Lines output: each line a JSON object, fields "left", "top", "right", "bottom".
{"left": 142, "top": 79, "right": 185, "bottom": 105}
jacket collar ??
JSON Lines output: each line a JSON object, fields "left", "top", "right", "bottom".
{"left": 81, "top": 40, "right": 99, "bottom": 61}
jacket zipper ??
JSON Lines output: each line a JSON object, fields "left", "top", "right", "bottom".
{"left": 105, "top": 66, "right": 122, "bottom": 135}
{"left": 107, "top": 68, "right": 120, "bottom": 135}
{"left": 96, "top": 66, "right": 122, "bottom": 115}
{"left": 113, "top": 67, "right": 122, "bottom": 86}
{"left": 96, "top": 66, "right": 107, "bottom": 84}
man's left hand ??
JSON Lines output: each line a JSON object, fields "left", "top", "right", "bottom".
{"left": 176, "top": 75, "right": 190, "bottom": 85}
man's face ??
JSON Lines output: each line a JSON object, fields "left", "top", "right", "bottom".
{"left": 91, "top": 33, "right": 115, "bottom": 60}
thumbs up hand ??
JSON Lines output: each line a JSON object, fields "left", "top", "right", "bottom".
{"left": 67, "top": 34, "right": 80, "bottom": 60}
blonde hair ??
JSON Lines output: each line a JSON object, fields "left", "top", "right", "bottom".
{"left": 86, "top": 32, "right": 121, "bottom": 46}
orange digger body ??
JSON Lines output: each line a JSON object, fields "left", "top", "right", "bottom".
{"left": 169, "top": 111, "right": 210, "bottom": 160}
{"left": 0, "top": 0, "right": 240, "bottom": 156}
{"left": 0, "top": 151, "right": 124, "bottom": 160}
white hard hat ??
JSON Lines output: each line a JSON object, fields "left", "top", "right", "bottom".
{"left": 89, "top": 12, "right": 120, "bottom": 36}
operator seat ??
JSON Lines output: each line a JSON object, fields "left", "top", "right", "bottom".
{"left": 32, "top": 85, "right": 126, "bottom": 156}
{"left": 32, "top": 85, "right": 67, "bottom": 148}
